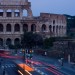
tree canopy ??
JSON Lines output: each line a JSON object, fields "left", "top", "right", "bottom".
{"left": 21, "top": 32, "right": 43, "bottom": 49}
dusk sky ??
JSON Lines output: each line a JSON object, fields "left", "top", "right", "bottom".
{"left": 29, "top": 0, "right": 75, "bottom": 16}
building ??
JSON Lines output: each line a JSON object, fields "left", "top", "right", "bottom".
{"left": 52, "top": 39, "right": 75, "bottom": 63}
{"left": 0, "top": 0, "right": 66, "bottom": 47}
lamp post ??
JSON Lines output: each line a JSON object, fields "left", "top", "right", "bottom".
{"left": 22, "top": 49, "right": 26, "bottom": 74}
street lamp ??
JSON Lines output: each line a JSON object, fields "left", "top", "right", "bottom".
{"left": 22, "top": 49, "right": 26, "bottom": 74}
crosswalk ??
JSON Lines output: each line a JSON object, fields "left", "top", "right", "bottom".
{"left": 1, "top": 64, "right": 16, "bottom": 68}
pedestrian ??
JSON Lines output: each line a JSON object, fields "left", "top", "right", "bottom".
{"left": 3, "top": 69, "right": 5, "bottom": 75}
{"left": 0, "top": 61, "right": 1, "bottom": 68}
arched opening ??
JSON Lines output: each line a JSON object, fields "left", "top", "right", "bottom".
{"left": 6, "top": 38, "right": 11, "bottom": 46}
{"left": 14, "top": 24, "right": 20, "bottom": 32}
{"left": 14, "top": 9, "right": 20, "bottom": 17}
{"left": 23, "top": 9, "right": 27, "bottom": 16}
{"left": 6, "top": 9, "right": 12, "bottom": 17}
{"left": 59, "top": 26, "right": 61, "bottom": 30}
{"left": 31, "top": 24, "right": 36, "bottom": 32}
{"left": 23, "top": 24, "right": 28, "bottom": 32}
{"left": 0, "top": 24, "right": 3, "bottom": 32}
{"left": 53, "top": 20, "right": 55, "bottom": 24}
{"left": 6, "top": 24, "right": 11, "bottom": 32}
{"left": 53, "top": 26, "right": 55, "bottom": 33}
{"left": 0, "top": 38, "right": 3, "bottom": 46}
{"left": 0, "top": 9, "right": 3, "bottom": 17}
{"left": 41, "top": 24, "right": 46, "bottom": 31}
{"left": 14, "top": 38, "right": 20, "bottom": 45}
{"left": 49, "top": 25, "right": 52, "bottom": 32}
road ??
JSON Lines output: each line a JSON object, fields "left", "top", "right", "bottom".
{"left": 0, "top": 51, "right": 75, "bottom": 75}
{"left": 27, "top": 59, "right": 65, "bottom": 75}
{"left": 27, "top": 54, "right": 75, "bottom": 75}
{"left": 0, "top": 57, "right": 20, "bottom": 75}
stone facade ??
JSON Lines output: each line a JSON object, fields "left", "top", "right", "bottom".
{"left": 0, "top": 0, "right": 66, "bottom": 46}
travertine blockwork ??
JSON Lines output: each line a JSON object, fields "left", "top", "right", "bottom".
{"left": 0, "top": 0, "right": 66, "bottom": 46}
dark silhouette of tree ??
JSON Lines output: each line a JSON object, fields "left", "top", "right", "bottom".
{"left": 21, "top": 32, "right": 43, "bottom": 49}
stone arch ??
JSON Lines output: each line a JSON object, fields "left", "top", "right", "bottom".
{"left": 6, "top": 24, "right": 11, "bottom": 32}
{"left": 6, "top": 38, "right": 12, "bottom": 46}
{"left": 41, "top": 24, "right": 46, "bottom": 31}
{"left": 6, "top": 9, "right": 12, "bottom": 17}
{"left": 23, "top": 24, "right": 28, "bottom": 32}
{"left": 14, "top": 9, "right": 20, "bottom": 17}
{"left": 0, "top": 38, "right": 3, "bottom": 46}
{"left": 0, "top": 9, "right": 3, "bottom": 17}
{"left": 14, "top": 38, "right": 20, "bottom": 45}
{"left": 0, "top": 24, "right": 3, "bottom": 32}
{"left": 31, "top": 24, "right": 36, "bottom": 32}
{"left": 14, "top": 24, "right": 20, "bottom": 32}
{"left": 23, "top": 9, "right": 27, "bottom": 16}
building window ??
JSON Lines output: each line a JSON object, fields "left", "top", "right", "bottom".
{"left": 0, "top": 38, "right": 3, "bottom": 46}
{"left": 23, "top": 9, "right": 27, "bottom": 16}
{"left": 31, "top": 24, "right": 36, "bottom": 32}
{"left": 14, "top": 10, "right": 20, "bottom": 17}
{"left": 6, "top": 24, "right": 11, "bottom": 32}
{"left": 7, "top": 9, "right": 12, "bottom": 17}
{"left": 53, "top": 20, "right": 55, "bottom": 24}
{"left": 0, "top": 9, "right": 3, "bottom": 17}
{"left": 56, "top": 25, "right": 58, "bottom": 33}
{"left": 14, "top": 24, "right": 20, "bottom": 32}
{"left": 14, "top": 38, "right": 20, "bottom": 45}
{"left": 0, "top": 24, "right": 3, "bottom": 32}
{"left": 23, "top": 24, "right": 28, "bottom": 32}
{"left": 49, "top": 25, "right": 52, "bottom": 32}
{"left": 41, "top": 24, "right": 46, "bottom": 31}
{"left": 6, "top": 38, "right": 11, "bottom": 46}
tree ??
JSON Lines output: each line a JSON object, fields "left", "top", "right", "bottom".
{"left": 43, "top": 37, "right": 55, "bottom": 49}
{"left": 21, "top": 32, "right": 43, "bottom": 49}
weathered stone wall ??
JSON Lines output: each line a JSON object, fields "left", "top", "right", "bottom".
{"left": 0, "top": 0, "right": 66, "bottom": 46}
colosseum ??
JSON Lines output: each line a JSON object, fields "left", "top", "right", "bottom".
{"left": 0, "top": 0, "right": 66, "bottom": 47}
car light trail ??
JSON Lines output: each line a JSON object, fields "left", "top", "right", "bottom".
{"left": 18, "top": 70, "right": 23, "bottom": 75}
{"left": 25, "top": 70, "right": 32, "bottom": 75}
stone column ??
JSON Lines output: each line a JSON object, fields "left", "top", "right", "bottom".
{"left": 3, "top": 9, "right": 7, "bottom": 18}
{"left": 51, "top": 26, "right": 53, "bottom": 37}
{"left": 12, "top": 10, "right": 14, "bottom": 18}
{"left": 12, "top": 39, "right": 14, "bottom": 45}
{"left": 3, "top": 23, "right": 6, "bottom": 34}
{"left": 63, "top": 26, "right": 66, "bottom": 36}
{"left": 46, "top": 25, "right": 49, "bottom": 33}
{"left": 20, "top": 24, "right": 23, "bottom": 34}
{"left": 20, "top": 9, "right": 23, "bottom": 18}
{"left": 54, "top": 26, "right": 56, "bottom": 37}
{"left": 27, "top": 7, "right": 33, "bottom": 18}
{"left": 57, "top": 27, "right": 59, "bottom": 37}
{"left": 11, "top": 23, "right": 14, "bottom": 34}
{"left": 28, "top": 23, "right": 31, "bottom": 32}
{"left": 60, "top": 27, "right": 62, "bottom": 36}
{"left": 3, "top": 38, "right": 6, "bottom": 47}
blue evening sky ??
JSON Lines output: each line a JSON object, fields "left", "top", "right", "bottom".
{"left": 29, "top": 0, "right": 75, "bottom": 16}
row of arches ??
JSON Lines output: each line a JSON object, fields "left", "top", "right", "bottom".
{"left": 0, "top": 9, "right": 27, "bottom": 17}
{"left": 0, "top": 23, "right": 65, "bottom": 32}
{"left": 0, "top": 38, "right": 20, "bottom": 46}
